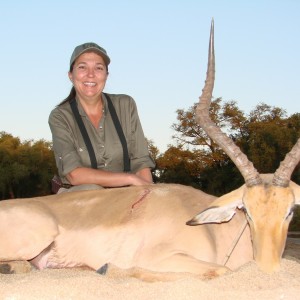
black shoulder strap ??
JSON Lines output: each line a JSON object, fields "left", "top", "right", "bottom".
{"left": 70, "top": 96, "right": 131, "bottom": 172}
{"left": 70, "top": 99, "right": 98, "bottom": 169}
{"left": 104, "top": 93, "right": 131, "bottom": 172}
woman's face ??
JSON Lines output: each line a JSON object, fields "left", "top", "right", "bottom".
{"left": 68, "top": 51, "right": 108, "bottom": 101}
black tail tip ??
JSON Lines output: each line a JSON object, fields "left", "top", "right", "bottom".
{"left": 96, "top": 263, "right": 109, "bottom": 275}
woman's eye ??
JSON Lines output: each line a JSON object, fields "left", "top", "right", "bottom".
{"left": 76, "top": 64, "right": 86, "bottom": 70}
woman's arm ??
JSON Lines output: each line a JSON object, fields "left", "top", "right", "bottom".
{"left": 136, "top": 167, "right": 153, "bottom": 183}
{"left": 66, "top": 167, "right": 152, "bottom": 187}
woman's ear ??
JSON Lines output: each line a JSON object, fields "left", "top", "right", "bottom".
{"left": 68, "top": 71, "right": 73, "bottom": 83}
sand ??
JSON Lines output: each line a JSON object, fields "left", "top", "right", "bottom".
{"left": 0, "top": 240, "right": 299, "bottom": 300}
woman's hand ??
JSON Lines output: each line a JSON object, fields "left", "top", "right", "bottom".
{"left": 129, "top": 173, "right": 153, "bottom": 186}
{"left": 135, "top": 168, "right": 153, "bottom": 184}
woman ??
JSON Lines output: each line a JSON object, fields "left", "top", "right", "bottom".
{"left": 49, "top": 42, "right": 155, "bottom": 193}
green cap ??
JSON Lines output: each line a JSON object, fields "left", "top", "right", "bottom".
{"left": 70, "top": 42, "right": 111, "bottom": 67}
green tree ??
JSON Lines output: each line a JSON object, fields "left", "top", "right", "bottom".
{"left": 155, "top": 145, "right": 204, "bottom": 188}
{"left": 241, "top": 103, "right": 291, "bottom": 172}
{"left": 168, "top": 99, "right": 299, "bottom": 195}
{"left": 0, "top": 132, "right": 26, "bottom": 198}
{"left": 172, "top": 98, "right": 247, "bottom": 168}
{"left": 16, "top": 139, "right": 57, "bottom": 197}
{"left": 0, "top": 132, "right": 57, "bottom": 199}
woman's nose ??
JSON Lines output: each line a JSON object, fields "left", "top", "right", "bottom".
{"left": 87, "top": 68, "right": 95, "bottom": 77}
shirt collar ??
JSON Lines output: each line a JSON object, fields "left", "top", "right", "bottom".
{"left": 75, "top": 94, "right": 107, "bottom": 117}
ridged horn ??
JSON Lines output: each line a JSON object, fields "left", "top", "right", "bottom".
{"left": 273, "top": 138, "right": 300, "bottom": 187}
{"left": 196, "top": 19, "right": 262, "bottom": 187}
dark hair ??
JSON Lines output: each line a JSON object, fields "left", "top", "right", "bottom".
{"left": 57, "top": 56, "right": 109, "bottom": 107}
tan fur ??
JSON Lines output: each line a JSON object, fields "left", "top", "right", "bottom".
{"left": 0, "top": 184, "right": 253, "bottom": 278}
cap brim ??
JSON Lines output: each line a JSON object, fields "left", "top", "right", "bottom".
{"left": 71, "top": 47, "right": 110, "bottom": 66}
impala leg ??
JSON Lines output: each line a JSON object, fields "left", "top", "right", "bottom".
{"left": 102, "top": 263, "right": 192, "bottom": 282}
{"left": 150, "top": 253, "right": 230, "bottom": 279}
{"left": 102, "top": 254, "right": 230, "bottom": 282}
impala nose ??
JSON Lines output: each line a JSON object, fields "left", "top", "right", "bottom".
{"left": 256, "top": 258, "right": 281, "bottom": 273}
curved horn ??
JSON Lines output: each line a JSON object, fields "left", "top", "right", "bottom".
{"left": 273, "top": 138, "right": 300, "bottom": 187}
{"left": 196, "top": 19, "right": 262, "bottom": 187}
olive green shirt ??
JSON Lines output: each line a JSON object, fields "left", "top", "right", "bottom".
{"left": 48, "top": 93, "right": 155, "bottom": 184}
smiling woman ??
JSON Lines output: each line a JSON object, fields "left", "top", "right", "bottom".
{"left": 48, "top": 42, "right": 155, "bottom": 193}
{"left": 69, "top": 52, "right": 109, "bottom": 116}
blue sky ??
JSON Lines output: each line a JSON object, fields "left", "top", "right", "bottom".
{"left": 1, "top": 0, "right": 299, "bottom": 152}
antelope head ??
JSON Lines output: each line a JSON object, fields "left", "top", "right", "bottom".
{"left": 187, "top": 20, "right": 300, "bottom": 273}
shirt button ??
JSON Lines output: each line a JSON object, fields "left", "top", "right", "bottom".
{"left": 99, "top": 126, "right": 103, "bottom": 129}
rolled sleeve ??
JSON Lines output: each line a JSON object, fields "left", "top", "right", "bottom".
{"left": 131, "top": 155, "right": 155, "bottom": 173}
{"left": 127, "top": 98, "right": 155, "bottom": 173}
{"left": 48, "top": 108, "right": 83, "bottom": 179}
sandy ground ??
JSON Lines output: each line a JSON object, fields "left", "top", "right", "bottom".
{"left": 0, "top": 240, "right": 299, "bottom": 300}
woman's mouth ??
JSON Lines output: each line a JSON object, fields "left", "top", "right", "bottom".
{"left": 83, "top": 82, "right": 96, "bottom": 87}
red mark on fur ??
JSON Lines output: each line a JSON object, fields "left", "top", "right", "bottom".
{"left": 131, "top": 189, "right": 151, "bottom": 210}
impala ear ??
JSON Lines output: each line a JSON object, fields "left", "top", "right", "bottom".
{"left": 186, "top": 186, "right": 245, "bottom": 225}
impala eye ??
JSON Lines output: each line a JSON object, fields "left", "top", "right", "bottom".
{"left": 286, "top": 208, "right": 294, "bottom": 220}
